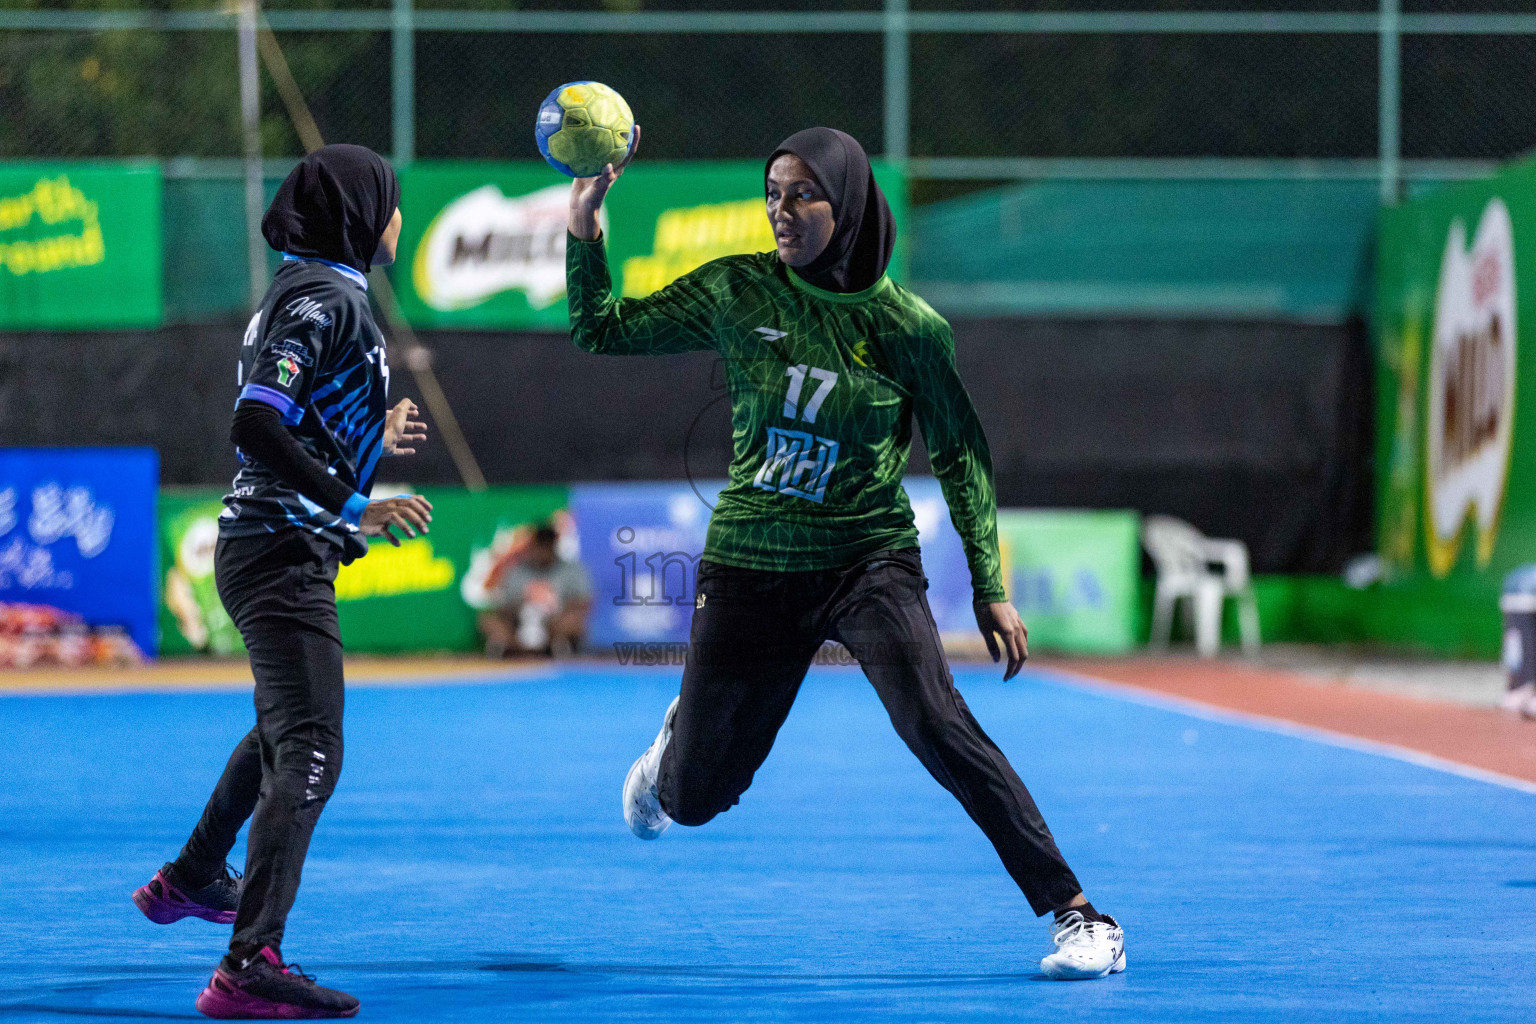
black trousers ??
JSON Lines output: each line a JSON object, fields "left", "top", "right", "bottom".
{"left": 175, "top": 530, "right": 345, "bottom": 956}
{"left": 658, "top": 548, "right": 1083, "bottom": 916}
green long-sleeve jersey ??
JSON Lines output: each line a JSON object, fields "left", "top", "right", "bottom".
{"left": 567, "top": 234, "right": 1006, "bottom": 602}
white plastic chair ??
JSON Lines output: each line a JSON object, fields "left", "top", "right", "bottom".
{"left": 1142, "top": 515, "right": 1261, "bottom": 658}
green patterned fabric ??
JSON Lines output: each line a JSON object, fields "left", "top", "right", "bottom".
{"left": 568, "top": 233, "right": 1005, "bottom": 601}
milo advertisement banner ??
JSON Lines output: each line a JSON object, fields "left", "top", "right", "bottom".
{"left": 1374, "top": 156, "right": 1536, "bottom": 654}
{"left": 159, "top": 492, "right": 241, "bottom": 656}
{"left": 159, "top": 486, "right": 568, "bottom": 655}
{"left": 0, "top": 162, "right": 162, "bottom": 329}
{"left": 396, "top": 161, "right": 907, "bottom": 330}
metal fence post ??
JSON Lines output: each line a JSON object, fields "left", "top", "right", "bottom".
{"left": 1378, "top": 0, "right": 1401, "bottom": 204}
{"left": 393, "top": 0, "right": 415, "bottom": 167}
{"left": 238, "top": 0, "right": 266, "bottom": 310}
{"left": 884, "top": 0, "right": 909, "bottom": 163}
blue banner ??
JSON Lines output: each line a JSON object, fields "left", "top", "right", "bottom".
{"left": 570, "top": 477, "right": 977, "bottom": 652}
{"left": 0, "top": 448, "right": 158, "bottom": 658}
{"left": 571, "top": 480, "right": 723, "bottom": 649}
{"left": 900, "top": 476, "right": 979, "bottom": 641}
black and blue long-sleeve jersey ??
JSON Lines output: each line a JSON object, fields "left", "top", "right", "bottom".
{"left": 218, "top": 255, "right": 388, "bottom": 561}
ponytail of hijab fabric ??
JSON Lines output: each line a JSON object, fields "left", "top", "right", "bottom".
{"left": 765, "top": 127, "right": 895, "bottom": 294}
{"left": 261, "top": 144, "right": 400, "bottom": 274}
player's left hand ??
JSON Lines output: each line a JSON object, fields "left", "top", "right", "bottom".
{"left": 975, "top": 600, "right": 1029, "bottom": 680}
{"left": 384, "top": 398, "right": 428, "bottom": 455}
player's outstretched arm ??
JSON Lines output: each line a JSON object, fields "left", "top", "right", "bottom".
{"left": 565, "top": 125, "right": 725, "bottom": 358}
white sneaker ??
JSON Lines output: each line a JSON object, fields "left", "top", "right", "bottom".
{"left": 623, "top": 696, "right": 680, "bottom": 840}
{"left": 1040, "top": 911, "right": 1126, "bottom": 980}
{"left": 1522, "top": 688, "right": 1536, "bottom": 721}
{"left": 1500, "top": 682, "right": 1533, "bottom": 713}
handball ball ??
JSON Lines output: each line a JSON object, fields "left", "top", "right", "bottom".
{"left": 536, "top": 81, "right": 635, "bottom": 178}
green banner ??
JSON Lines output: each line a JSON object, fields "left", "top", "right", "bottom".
{"left": 1373, "top": 156, "right": 1536, "bottom": 655}
{"left": 159, "top": 491, "right": 242, "bottom": 656}
{"left": 996, "top": 510, "right": 1141, "bottom": 654}
{"left": 396, "top": 160, "right": 908, "bottom": 330}
{"left": 0, "top": 161, "right": 162, "bottom": 329}
{"left": 159, "top": 486, "right": 569, "bottom": 655}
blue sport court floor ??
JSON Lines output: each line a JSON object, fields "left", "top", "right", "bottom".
{"left": 3, "top": 663, "right": 1535, "bottom": 1022}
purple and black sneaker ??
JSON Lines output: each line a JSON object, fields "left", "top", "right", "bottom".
{"left": 132, "top": 862, "right": 242, "bottom": 925}
{"left": 196, "top": 947, "right": 360, "bottom": 1019}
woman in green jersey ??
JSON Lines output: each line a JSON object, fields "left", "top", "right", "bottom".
{"left": 568, "top": 126, "right": 1125, "bottom": 979}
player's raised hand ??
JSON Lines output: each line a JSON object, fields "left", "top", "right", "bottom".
{"left": 975, "top": 600, "right": 1029, "bottom": 680}
{"left": 383, "top": 398, "right": 428, "bottom": 455}
{"left": 360, "top": 494, "right": 433, "bottom": 547}
{"left": 569, "top": 124, "right": 640, "bottom": 241}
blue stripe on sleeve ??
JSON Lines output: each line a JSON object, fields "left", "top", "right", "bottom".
{"left": 240, "top": 383, "right": 304, "bottom": 425}
{"left": 356, "top": 435, "right": 385, "bottom": 489}
{"left": 341, "top": 492, "right": 371, "bottom": 527}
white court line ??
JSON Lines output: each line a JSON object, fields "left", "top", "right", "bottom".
{"left": 1039, "top": 666, "right": 1536, "bottom": 797}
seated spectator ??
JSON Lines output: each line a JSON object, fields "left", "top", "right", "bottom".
{"left": 478, "top": 523, "right": 592, "bottom": 658}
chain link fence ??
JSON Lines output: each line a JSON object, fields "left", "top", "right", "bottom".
{"left": 911, "top": 32, "right": 1380, "bottom": 159}
{"left": 413, "top": 30, "right": 883, "bottom": 158}
{"left": 3, "top": 2, "right": 1534, "bottom": 175}
{"left": 3, "top": 30, "right": 242, "bottom": 157}
{"left": 1402, "top": 32, "right": 1536, "bottom": 159}
{"left": 1, "top": 27, "right": 390, "bottom": 158}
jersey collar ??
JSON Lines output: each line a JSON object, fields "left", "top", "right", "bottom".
{"left": 785, "top": 265, "right": 892, "bottom": 305}
{"left": 281, "top": 252, "right": 369, "bottom": 290}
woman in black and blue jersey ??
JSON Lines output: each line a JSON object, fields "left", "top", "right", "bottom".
{"left": 131, "top": 145, "right": 432, "bottom": 1020}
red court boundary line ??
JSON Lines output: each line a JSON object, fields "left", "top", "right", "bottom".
{"left": 1047, "top": 658, "right": 1536, "bottom": 794}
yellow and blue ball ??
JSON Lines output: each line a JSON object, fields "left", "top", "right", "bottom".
{"left": 535, "top": 81, "right": 635, "bottom": 178}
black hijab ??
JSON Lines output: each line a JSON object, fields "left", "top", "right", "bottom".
{"left": 261, "top": 144, "right": 400, "bottom": 273}
{"left": 766, "top": 127, "right": 895, "bottom": 294}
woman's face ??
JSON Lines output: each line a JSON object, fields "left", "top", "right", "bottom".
{"left": 377, "top": 207, "right": 403, "bottom": 264}
{"left": 766, "top": 154, "right": 834, "bottom": 268}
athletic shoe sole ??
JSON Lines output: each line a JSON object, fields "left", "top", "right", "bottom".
{"left": 1041, "top": 949, "right": 1127, "bottom": 980}
{"left": 623, "top": 696, "right": 679, "bottom": 840}
{"left": 196, "top": 971, "right": 359, "bottom": 1019}
{"left": 132, "top": 872, "right": 237, "bottom": 925}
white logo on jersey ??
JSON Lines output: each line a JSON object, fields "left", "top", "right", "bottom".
{"left": 238, "top": 311, "right": 262, "bottom": 385}
{"left": 754, "top": 326, "right": 786, "bottom": 341}
{"left": 285, "top": 297, "right": 333, "bottom": 328}
{"left": 364, "top": 343, "right": 390, "bottom": 396}
{"left": 753, "top": 428, "right": 839, "bottom": 503}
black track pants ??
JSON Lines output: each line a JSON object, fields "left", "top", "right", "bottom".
{"left": 175, "top": 530, "right": 345, "bottom": 956}
{"left": 656, "top": 548, "right": 1083, "bottom": 916}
